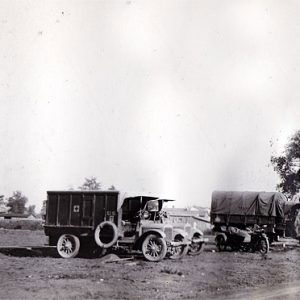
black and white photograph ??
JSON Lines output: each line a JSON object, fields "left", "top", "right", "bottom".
{"left": 1, "top": 1, "right": 300, "bottom": 299}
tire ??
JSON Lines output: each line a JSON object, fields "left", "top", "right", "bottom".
{"left": 189, "top": 234, "right": 204, "bottom": 256}
{"left": 216, "top": 235, "right": 226, "bottom": 252}
{"left": 94, "top": 221, "right": 118, "bottom": 249}
{"left": 170, "top": 235, "right": 189, "bottom": 259}
{"left": 57, "top": 234, "right": 80, "bottom": 258}
{"left": 258, "top": 238, "right": 269, "bottom": 254}
{"left": 142, "top": 234, "right": 167, "bottom": 262}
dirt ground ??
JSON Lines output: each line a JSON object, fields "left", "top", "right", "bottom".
{"left": 1, "top": 229, "right": 300, "bottom": 299}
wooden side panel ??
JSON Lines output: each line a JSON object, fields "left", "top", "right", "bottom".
{"left": 70, "top": 194, "right": 81, "bottom": 226}
{"left": 46, "top": 191, "right": 119, "bottom": 229}
{"left": 82, "top": 194, "right": 94, "bottom": 226}
{"left": 107, "top": 193, "right": 118, "bottom": 224}
{"left": 94, "top": 193, "right": 106, "bottom": 226}
{"left": 58, "top": 194, "right": 70, "bottom": 225}
{"left": 47, "top": 194, "right": 58, "bottom": 225}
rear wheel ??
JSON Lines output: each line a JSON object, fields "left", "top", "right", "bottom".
{"left": 57, "top": 234, "right": 80, "bottom": 258}
{"left": 142, "top": 234, "right": 167, "bottom": 262}
{"left": 258, "top": 238, "right": 269, "bottom": 254}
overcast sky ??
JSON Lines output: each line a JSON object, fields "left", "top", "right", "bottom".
{"left": 1, "top": 1, "right": 300, "bottom": 210}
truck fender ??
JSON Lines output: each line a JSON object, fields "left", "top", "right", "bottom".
{"left": 173, "top": 228, "right": 188, "bottom": 241}
{"left": 191, "top": 229, "right": 203, "bottom": 239}
{"left": 94, "top": 221, "right": 118, "bottom": 249}
{"left": 193, "top": 229, "right": 203, "bottom": 236}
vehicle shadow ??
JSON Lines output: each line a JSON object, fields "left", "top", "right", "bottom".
{"left": 0, "top": 246, "right": 142, "bottom": 259}
{"left": 0, "top": 246, "right": 60, "bottom": 258}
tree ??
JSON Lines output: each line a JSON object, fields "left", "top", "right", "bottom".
{"left": 6, "top": 191, "right": 28, "bottom": 214}
{"left": 0, "top": 195, "right": 8, "bottom": 213}
{"left": 0, "top": 195, "right": 4, "bottom": 206}
{"left": 40, "top": 200, "right": 47, "bottom": 215}
{"left": 27, "top": 205, "right": 36, "bottom": 216}
{"left": 271, "top": 130, "right": 300, "bottom": 199}
{"left": 108, "top": 185, "right": 116, "bottom": 191}
{"left": 79, "top": 176, "right": 101, "bottom": 190}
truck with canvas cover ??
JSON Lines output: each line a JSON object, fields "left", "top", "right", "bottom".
{"left": 211, "top": 191, "right": 290, "bottom": 250}
{"left": 211, "top": 191, "right": 300, "bottom": 243}
{"left": 211, "top": 191, "right": 288, "bottom": 230}
{"left": 44, "top": 191, "right": 190, "bottom": 261}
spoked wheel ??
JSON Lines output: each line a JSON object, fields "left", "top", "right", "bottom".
{"left": 170, "top": 235, "right": 188, "bottom": 259}
{"left": 57, "top": 234, "right": 80, "bottom": 258}
{"left": 189, "top": 234, "right": 204, "bottom": 256}
{"left": 216, "top": 235, "right": 226, "bottom": 252}
{"left": 258, "top": 238, "right": 269, "bottom": 254}
{"left": 142, "top": 234, "right": 167, "bottom": 262}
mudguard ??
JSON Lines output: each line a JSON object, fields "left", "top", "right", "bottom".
{"left": 173, "top": 228, "right": 188, "bottom": 240}
{"left": 191, "top": 229, "right": 203, "bottom": 238}
{"left": 139, "top": 229, "right": 166, "bottom": 240}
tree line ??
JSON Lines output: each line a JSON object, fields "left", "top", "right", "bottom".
{"left": 271, "top": 130, "right": 300, "bottom": 199}
{"left": 0, "top": 191, "right": 35, "bottom": 215}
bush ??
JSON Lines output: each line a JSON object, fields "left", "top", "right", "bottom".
{"left": 0, "top": 219, "right": 43, "bottom": 230}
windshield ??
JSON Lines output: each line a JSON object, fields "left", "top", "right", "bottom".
{"left": 146, "top": 200, "right": 160, "bottom": 212}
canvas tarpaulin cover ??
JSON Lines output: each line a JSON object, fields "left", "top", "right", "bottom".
{"left": 211, "top": 191, "right": 288, "bottom": 218}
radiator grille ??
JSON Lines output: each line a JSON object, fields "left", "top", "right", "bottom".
{"left": 184, "top": 224, "right": 191, "bottom": 236}
{"left": 164, "top": 226, "right": 173, "bottom": 241}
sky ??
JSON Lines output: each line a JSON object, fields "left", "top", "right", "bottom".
{"left": 1, "top": 0, "right": 300, "bottom": 211}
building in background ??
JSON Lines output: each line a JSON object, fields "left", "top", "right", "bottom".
{"left": 165, "top": 206, "right": 211, "bottom": 233}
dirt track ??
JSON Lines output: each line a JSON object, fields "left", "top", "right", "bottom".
{"left": 0, "top": 229, "right": 300, "bottom": 299}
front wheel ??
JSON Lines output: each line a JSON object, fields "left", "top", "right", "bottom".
{"left": 57, "top": 234, "right": 80, "bottom": 258}
{"left": 142, "top": 234, "right": 167, "bottom": 262}
{"left": 258, "top": 237, "right": 269, "bottom": 254}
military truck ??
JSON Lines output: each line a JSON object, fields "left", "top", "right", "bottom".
{"left": 44, "top": 190, "right": 190, "bottom": 261}
{"left": 210, "top": 191, "right": 290, "bottom": 244}
{"left": 210, "top": 190, "right": 299, "bottom": 252}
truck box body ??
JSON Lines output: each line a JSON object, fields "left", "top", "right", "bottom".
{"left": 211, "top": 191, "right": 288, "bottom": 226}
{"left": 44, "top": 191, "right": 119, "bottom": 237}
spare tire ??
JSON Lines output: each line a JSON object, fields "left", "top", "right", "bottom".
{"left": 94, "top": 221, "right": 118, "bottom": 248}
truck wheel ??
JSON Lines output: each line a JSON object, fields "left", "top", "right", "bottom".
{"left": 216, "top": 235, "right": 226, "bottom": 252}
{"left": 189, "top": 233, "right": 204, "bottom": 256}
{"left": 57, "top": 234, "right": 80, "bottom": 258}
{"left": 258, "top": 238, "right": 269, "bottom": 254}
{"left": 170, "top": 235, "right": 188, "bottom": 259}
{"left": 142, "top": 234, "right": 167, "bottom": 262}
{"left": 94, "top": 221, "right": 118, "bottom": 249}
